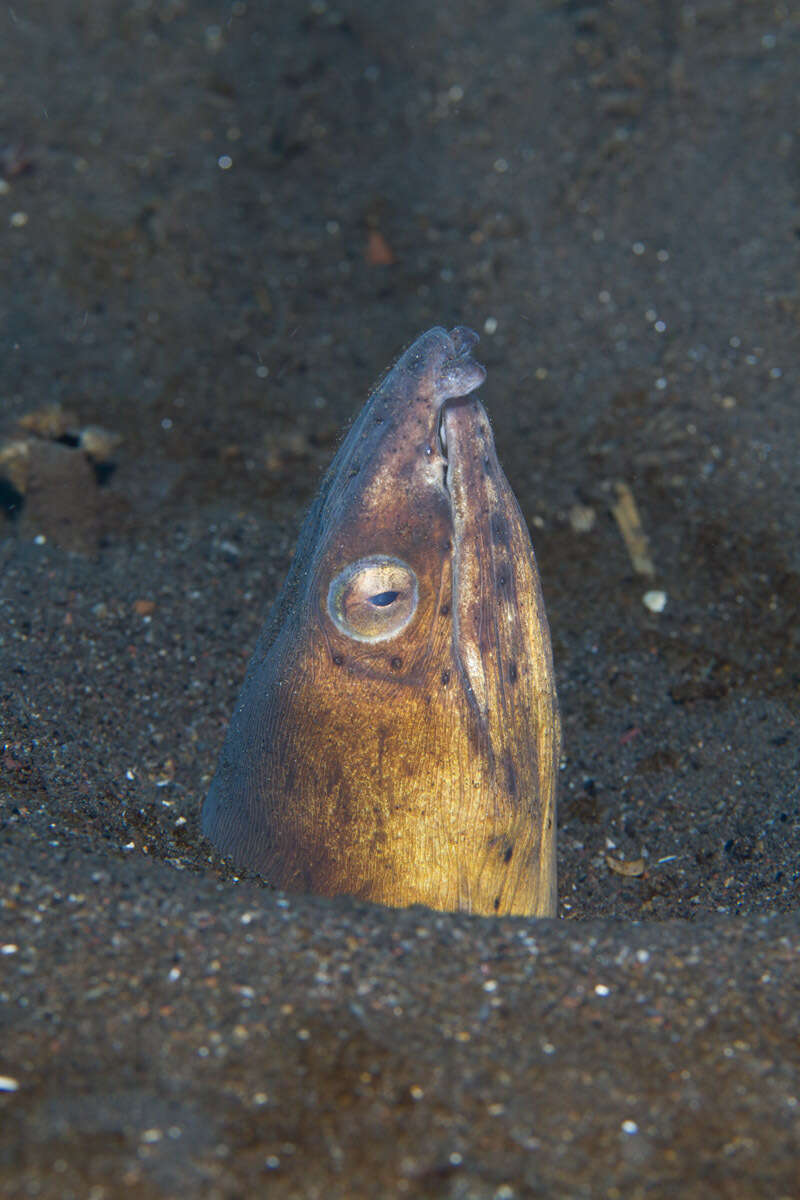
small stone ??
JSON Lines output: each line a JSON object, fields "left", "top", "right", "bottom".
{"left": 569, "top": 503, "right": 596, "bottom": 533}
{"left": 643, "top": 590, "right": 667, "bottom": 613}
{"left": 18, "top": 405, "right": 78, "bottom": 439}
{"left": 79, "top": 426, "right": 122, "bottom": 461}
{"left": 0, "top": 439, "right": 31, "bottom": 494}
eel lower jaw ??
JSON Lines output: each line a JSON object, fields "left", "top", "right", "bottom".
{"left": 439, "top": 394, "right": 480, "bottom": 492}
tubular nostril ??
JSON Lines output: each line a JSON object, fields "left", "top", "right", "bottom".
{"left": 449, "top": 326, "right": 480, "bottom": 356}
{"left": 437, "top": 358, "right": 487, "bottom": 401}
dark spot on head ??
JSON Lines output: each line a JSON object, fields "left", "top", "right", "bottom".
{"left": 441, "top": 668, "right": 450, "bottom": 686}
{"left": 442, "top": 539, "right": 452, "bottom": 553}
{"left": 505, "top": 757, "right": 517, "bottom": 797}
{"left": 488, "top": 834, "right": 513, "bottom": 862}
{"left": 493, "top": 896, "right": 501, "bottom": 912}
{"left": 508, "top": 661, "right": 518, "bottom": 684}
{"left": 483, "top": 456, "right": 492, "bottom": 472}
{"left": 491, "top": 513, "right": 509, "bottom": 545}
{"left": 332, "top": 653, "right": 344, "bottom": 667}
{"left": 440, "top": 602, "right": 450, "bottom": 616}
{"left": 497, "top": 571, "right": 507, "bottom": 588}
{"left": 390, "top": 656, "right": 403, "bottom": 671}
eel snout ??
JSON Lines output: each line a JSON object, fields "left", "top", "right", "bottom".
{"left": 427, "top": 325, "right": 486, "bottom": 406}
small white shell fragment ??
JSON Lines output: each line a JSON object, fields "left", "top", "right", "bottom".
{"left": 0, "top": 1076, "right": 20, "bottom": 1092}
{"left": 612, "top": 482, "right": 655, "bottom": 576}
{"left": 643, "top": 590, "right": 667, "bottom": 613}
{"left": 606, "top": 854, "right": 646, "bottom": 877}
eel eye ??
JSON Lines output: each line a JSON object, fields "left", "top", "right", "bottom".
{"left": 327, "top": 556, "right": 418, "bottom": 642}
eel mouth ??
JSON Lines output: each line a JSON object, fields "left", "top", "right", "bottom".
{"left": 435, "top": 326, "right": 485, "bottom": 463}
{"left": 437, "top": 405, "right": 448, "bottom": 459}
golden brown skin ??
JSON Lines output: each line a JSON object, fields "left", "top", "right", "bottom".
{"left": 202, "top": 327, "right": 560, "bottom": 916}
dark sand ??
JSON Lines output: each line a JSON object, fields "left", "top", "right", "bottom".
{"left": 1, "top": 2, "right": 798, "bottom": 1196}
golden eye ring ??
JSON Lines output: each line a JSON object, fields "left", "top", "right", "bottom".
{"left": 326, "top": 556, "right": 419, "bottom": 643}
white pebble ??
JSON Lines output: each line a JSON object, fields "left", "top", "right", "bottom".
{"left": 569, "top": 504, "right": 596, "bottom": 534}
{"left": 643, "top": 590, "right": 667, "bottom": 613}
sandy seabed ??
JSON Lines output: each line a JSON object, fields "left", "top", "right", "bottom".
{"left": 1, "top": 2, "right": 798, "bottom": 1196}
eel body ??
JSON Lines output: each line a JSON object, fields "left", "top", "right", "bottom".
{"left": 203, "top": 327, "right": 560, "bottom": 916}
